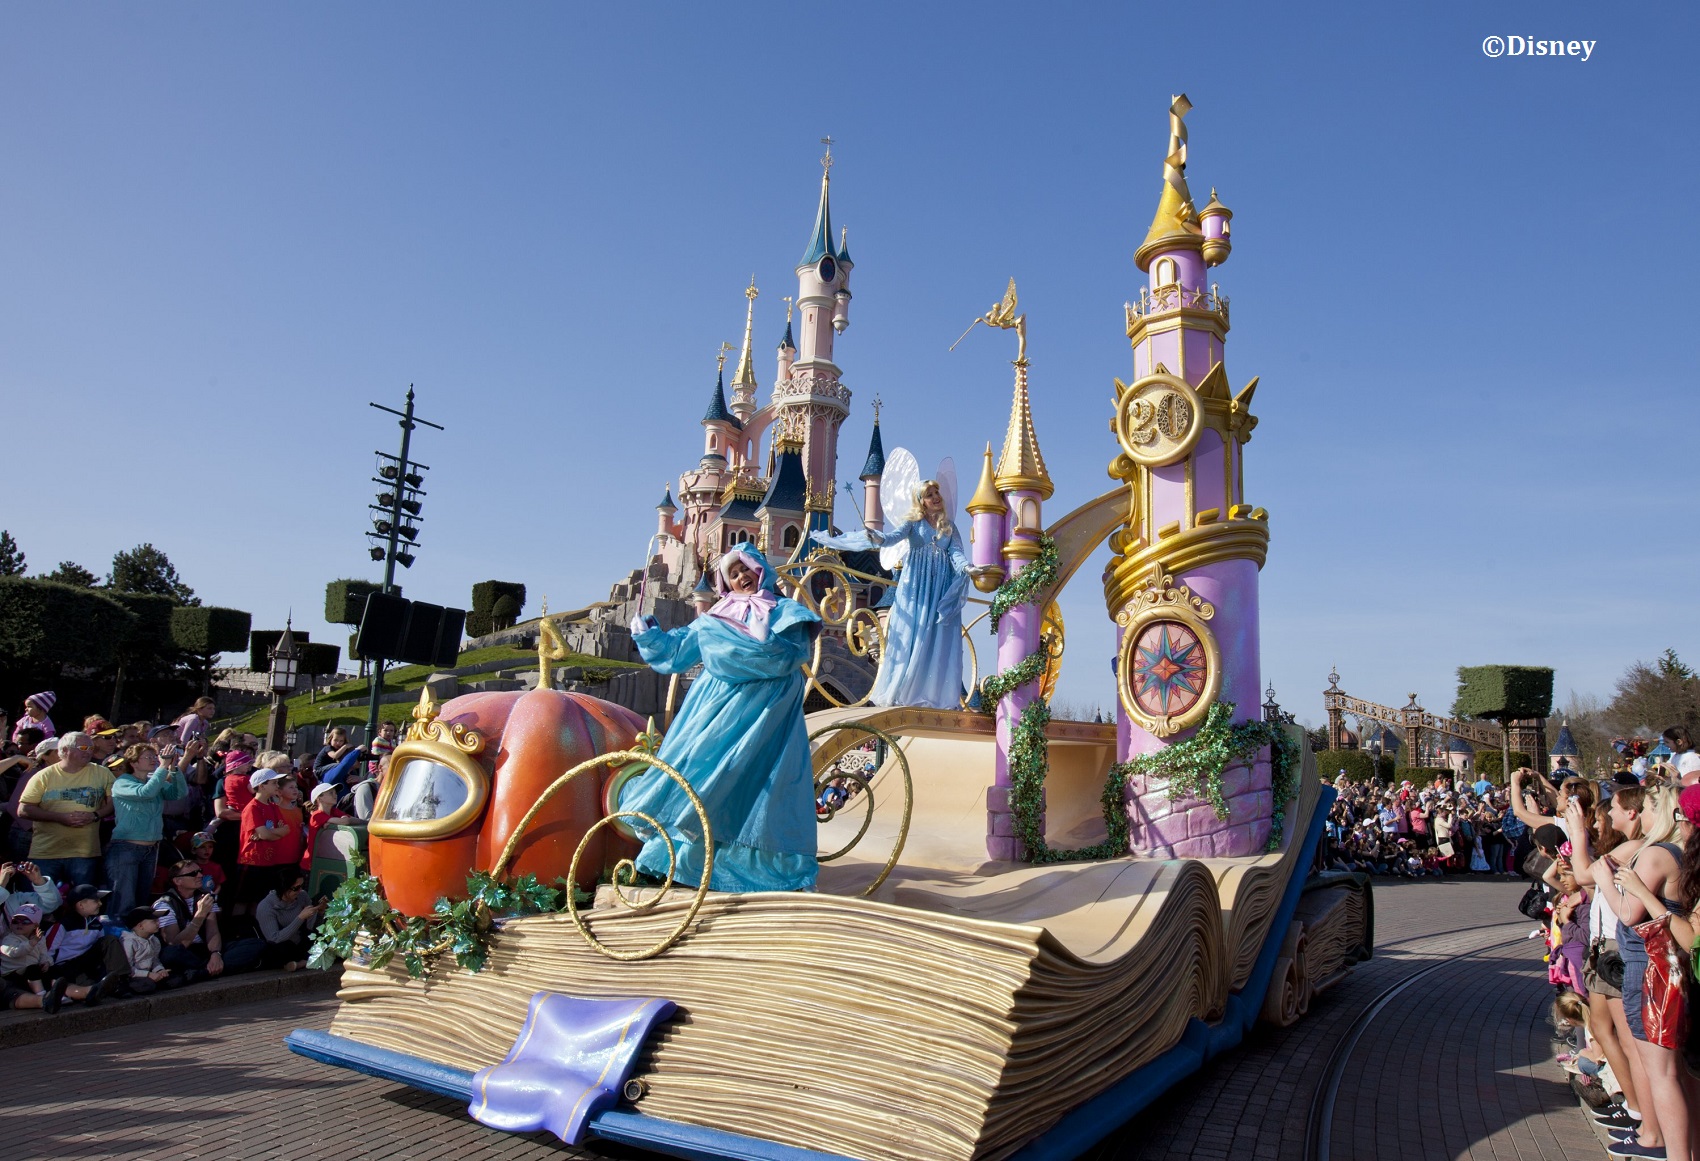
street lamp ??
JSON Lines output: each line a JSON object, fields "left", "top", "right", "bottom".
{"left": 267, "top": 618, "right": 300, "bottom": 751}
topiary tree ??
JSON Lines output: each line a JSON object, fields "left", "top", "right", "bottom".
{"left": 1473, "top": 750, "right": 1533, "bottom": 782}
{"left": 108, "top": 591, "right": 181, "bottom": 720}
{"left": 1454, "top": 665, "right": 1554, "bottom": 787}
{"left": 471, "top": 580, "right": 526, "bottom": 632}
{"left": 1313, "top": 750, "right": 1393, "bottom": 784}
{"left": 325, "top": 579, "right": 386, "bottom": 627}
{"left": 0, "top": 577, "right": 135, "bottom": 670}
{"left": 464, "top": 610, "right": 493, "bottom": 638}
{"left": 171, "top": 606, "right": 252, "bottom": 695}
{"left": 297, "top": 642, "right": 342, "bottom": 702}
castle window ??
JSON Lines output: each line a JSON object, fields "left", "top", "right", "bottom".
{"left": 1154, "top": 257, "right": 1177, "bottom": 287}
{"left": 783, "top": 526, "right": 800, "bottom": 549}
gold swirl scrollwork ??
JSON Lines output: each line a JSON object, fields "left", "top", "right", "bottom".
{"left": 960, "top": 603, "right": 990, "bottom": 710}
{"left": 489, "top": 749, "right": 713, "bottom": 963}
{"left": 775, "top": 550, "right": 897, "bottom": 710}
{"left": 807, "top": 721, "right": 912, "bottom": 896}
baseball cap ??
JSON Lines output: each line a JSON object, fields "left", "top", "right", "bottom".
{"left": 190, "top": 831, "right": 215, "bottom": 849}
{"left": 1679, "top": 785, "right": 1700, "bottom": 826}
{"left": 11, "top": 903, "right": 41, "bottom": 925}
{"left": 310, "top": 783, "right": 339, "bottom": 803}
{"left": 33, "top": 738, "right": 59, "bottom": 759}
{"left": 250, "top": 767, "right": 286, "bottom": 790}
{"left": 122, "top": 906, "right": 157, "bottom": 928}
{"left": 66, "top": 884, "right": 110, "bottom": 904}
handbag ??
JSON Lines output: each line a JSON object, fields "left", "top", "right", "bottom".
{"left": 1518, "top": 883, "right": 1548, "bottom": 920}
{"left": 1634, "top": 913, "right": 1687, "bottom": 1050}
{"left": 1589, "top": 937, "right": 1627, "bottom": 990}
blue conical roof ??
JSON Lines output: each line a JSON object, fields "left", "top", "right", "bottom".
{"left": 692, "top": 571, "right": 714, "bottom": 594}
{"left": 702, "top": 370, "right": 741, "bottom": 429}
{"left": 799, "top": 172, "right": 835, "bottom": 268}
{"left": 757, "top": 442, "right": 808, "bottom": 515}
{"left": 1551, "top": 723, "right": 1579, "bottom": 757}
{"left": 836, "top": 226, "right": 853, "bottom": 267}
{"left": 656, "top": 488, "right": 676, "bottom": 511}
{"left": 778, "top": 319, "right": 795, "bottom": 351}
{"left": 859, "top": 422, "right": 885, "bottom": 480}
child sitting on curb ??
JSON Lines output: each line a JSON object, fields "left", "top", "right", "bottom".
{"left": 114, "top": 906, "right": 177, "bottom": 995}
{"left": 0, "top": 904, "right": 105, "bottom": 1013}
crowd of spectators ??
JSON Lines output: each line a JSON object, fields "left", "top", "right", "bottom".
{"left": 1325, "top": 726, "right": 1700, "bottom": 1160}
{"left": 0, "top": 691, "right": 369, "bottom": 1015}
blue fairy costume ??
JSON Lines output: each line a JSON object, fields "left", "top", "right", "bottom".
{"left": 811, "top": 468, "right": 973, "bottom": 710}
{"left": 620, "top": 545, "right": 822, "bottom": 893}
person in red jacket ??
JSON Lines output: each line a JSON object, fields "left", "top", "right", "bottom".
{"left": 300, "top": 784, "right": 351, "bottom": 872}
{"left": 237, "top": 768, "right": 295, "bottom": 908}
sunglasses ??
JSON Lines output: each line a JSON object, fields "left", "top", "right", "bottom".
{"left": 172, "top": 871, "right": 201, "bottom": 879}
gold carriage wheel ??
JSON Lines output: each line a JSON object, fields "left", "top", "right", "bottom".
{"left": 806, "top": 721, "right": 912, "bottom": 896}
{"left": 491, "top": 749, "right": 714, "bottom": 963}
{"left": 960, "top": 605, "right": 991, "bottom": 709}
{"left": 1040, "top": 600, "right": 1065, "bottom": 703}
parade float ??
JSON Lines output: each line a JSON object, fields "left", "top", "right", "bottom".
{"left": 289, "top": 97, "right": 1374, "bottom": 1161}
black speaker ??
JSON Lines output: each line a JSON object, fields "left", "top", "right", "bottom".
{"left": 355, "top": 592, "right": 411, "bottom": 662}
{"left": 400, "top": 601, "right": 444, "bottom": 666}
{"left": 433, "top": 607, "right": 466, "bottom": 668}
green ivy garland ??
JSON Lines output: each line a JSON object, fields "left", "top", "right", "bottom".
{"left": 977, "top": 527, "right": 1301, "bottom": 860}
{"left": 1107, "top": 702, "right": 1300, "bottom": 853}
{"left": 307, "top": 855, "right": 581, "bottom": 978}
{"left": 988, "top": 535, "right": 1059, "bottom": 632}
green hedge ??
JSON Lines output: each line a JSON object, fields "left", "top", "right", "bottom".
{"left": 464, "top": 610, "right": 494, "bottom": 638}
{"left": 1315, "top": 750, "right": 1394, "bottom": 783}
{"left": 1475, "top": 750, "right": 1533, "bottom": 781}
{"left": 0, "top": 577, "right": 135, "bottom": 668}
{"left": 248, "top": 629, "right": 312, "bottom": 673}
{"left": 325, "top": 579, "right": 385, "bottom": 626}
{"left": 111, "top": 591, "right": 179, "bottom": 663}
{"left": 171, "top": 606, "right": 251, "bottom": 656}
{"left": 1454, "top": 665, "right": 1554, "bottom": 722}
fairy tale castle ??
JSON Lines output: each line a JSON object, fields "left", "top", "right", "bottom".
{"left": 544, "top": 145, "right": 889, "bottom": 697}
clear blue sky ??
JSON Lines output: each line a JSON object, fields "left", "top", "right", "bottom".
{"left": 3, "top": 3, "right": 1694, "bottom": 725}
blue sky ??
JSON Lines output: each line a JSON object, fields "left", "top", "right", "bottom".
{"left": 2, "top": 3, "right": 1694, "bottom": 726}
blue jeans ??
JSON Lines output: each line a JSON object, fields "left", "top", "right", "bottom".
{"left": 161, "top": 937, "right": 264, "bottom": 977}
{"left": 31, "top": 856, "right": 102, "bottom": 890}
{"left": 105, "top": 841, "right": 159, "bottom": 919}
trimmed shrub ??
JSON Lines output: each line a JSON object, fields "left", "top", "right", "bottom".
{"left": 1475, "top": 750, "right": 1533, "bottom": 781}
{"left": 464, "top": 610, "right": 494, "bottom": 639}
{"left": 249, "top": 629, "right": 312, "bottom": 673}
{"left": 472, "top": 580, "right": 526, "bottom": 619}
{"left": 111, "top": 591, "right": 179, "bottom": 664}
{"left": 0, "top": 577, "right": 135, "bottom": 669}
{"left": 170, "top": 606, "right": 251, "bottom": 656}
{"left": 1314, "top": 750, "right": 1394, "bottom": 783}
{"left": 1454, "top": 665, "right": 1554, "bottom": 722}
{"left": 325, "top": 579, "right": 386, "bottom": 627}
{"left": 491, "top": 594, "right": 521, "bottom": 629}
{"left": 297, "top": 642, "right": 342, "bottom": 678}
{"left": 347, "top": 633, "right": 365, "bottom": 664}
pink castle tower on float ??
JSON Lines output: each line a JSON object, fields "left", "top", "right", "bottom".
{"left": 1107, "top": 95, "right": 1271, "bottom": 858}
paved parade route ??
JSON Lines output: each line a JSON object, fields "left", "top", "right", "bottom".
{"left": 0, "top": 878, "right": 1599, "bottom": 1161}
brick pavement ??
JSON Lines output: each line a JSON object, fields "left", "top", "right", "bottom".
{"left": 0, "top": 876, "right": 1600, "bottom": 1161}
{"left": 1082, "top": 876, "right": 1601, "bottom": 1161}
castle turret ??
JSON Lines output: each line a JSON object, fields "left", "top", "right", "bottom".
{"left": 776, "top": 304, "right": 796, "bottom": 385}
{"left": 966, "top": 444, "right": 1006, "bottom": 591}
{"left": 859, "top": 399, "right": 886, "bottom": 531}
{"left": 701, "top": 365, "right": 741, "bottom": 466}
{"left": 655, "top": 487, "right": 677, "bottom": 542}
{"left": 756, "top": 424, "right": 810, "bottom": 559}
{"left": 691, "top": 570, "right": 716, "bottom": 614}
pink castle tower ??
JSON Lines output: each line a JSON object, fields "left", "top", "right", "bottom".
{"left": 772, "top": 141, "right": 854, "bottom": 539}
{"left": 1107, "top": 96, "right": 1271, "bottom": 858}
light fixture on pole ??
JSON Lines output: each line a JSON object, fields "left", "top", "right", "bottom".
{"left": 266, "top": 617, "right": 301, "bottom": 751}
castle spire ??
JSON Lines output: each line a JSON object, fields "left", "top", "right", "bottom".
{"left": 730, "top": 276, "right": 759, "bottom": 423}
{"left": 1135, "top": 94, "right": 1204, "bottom": 271}
{"left": 994, "top": 361, "right": 1052, "bottom": 499}
{"left": 799, "top": 138, "right": 836, "bottom": 267}
{"left": 966, "top": 443, "right": 1003, "bottom": 514}
{"left": 859, "top": 396, "right": 885, "bottom": 480}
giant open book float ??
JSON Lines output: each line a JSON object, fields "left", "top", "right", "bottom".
{"left": 289, "top": 690, "right": 1371, "bottom": 1161}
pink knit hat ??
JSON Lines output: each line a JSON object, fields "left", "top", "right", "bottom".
{"left": 224, "top": 749, "right": 255, "bottom": 773}
{"left": 24, "top": 691, "right": 54, "bottom": 714}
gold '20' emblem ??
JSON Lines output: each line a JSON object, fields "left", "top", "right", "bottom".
{"left": 1114, "top": 372, "right": 1204, "bottom": 467}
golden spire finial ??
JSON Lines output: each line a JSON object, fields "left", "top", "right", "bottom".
{"left": 409, "top": 683, "right": 440, "bottom": 740}
{"left": 994, "top": 361, "right": 1053, "bottom": 500}
{"left": 1137, "top": 95, "right": 1204, "bottom": 269}
{"left": 782, "top": 295, "right": 794, "bottom": 322}
{"left": 715, "top": 341, "right": 733, "bottom": 375}
{"left": 733, "top": 279, "right": 759, "bottom": 388}
{"left": 967, "top": 442, "right": 1003, "bottom": 515}
{"left": 820, "top": 135, "right": 835, "bottom": 175}
{"left": 871, "top": 394, "right": 882, "bottom": 425}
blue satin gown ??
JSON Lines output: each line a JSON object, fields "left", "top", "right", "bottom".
{"left": 814, "top": 520, "right": 972, "bottom": 710}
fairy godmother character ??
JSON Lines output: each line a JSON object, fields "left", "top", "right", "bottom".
{"left": 622, "top": 545, "right": 821, "bottom": 893}
{"left": 811, "top": 448, "right": 986, "bottom": 710}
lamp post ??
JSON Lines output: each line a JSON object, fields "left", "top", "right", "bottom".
{"left": 266, "top": 618, "right": 301, "bottom": 752}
